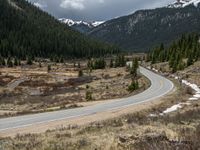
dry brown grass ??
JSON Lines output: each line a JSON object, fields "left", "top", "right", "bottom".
{"left": 0, "top": 62, "right": 149, "bottom": 117}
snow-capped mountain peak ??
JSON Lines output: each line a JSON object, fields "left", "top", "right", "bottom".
{"left": 59, "top": 18, "right": 104, "bottom": 28}
{"left": 58, "top": 18, "right": 75, "bottom": 26}
{"left": 91, "top": 21, "right": 105, "bottom": 27}
{"left": 75, "top": 21, "right": 90, "bottom": 26}
{"left": 168, "top": 0, "right": 200, "bottom": 8}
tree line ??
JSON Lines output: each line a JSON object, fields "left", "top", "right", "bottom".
{"left": 127, "top": 58, "right": 139, "bottom": 92}
{"left": 149, "top": 33, "right": 200, "bottom": 72}
{"left": 87, "top": 55, "right": 127, "bottom": 70}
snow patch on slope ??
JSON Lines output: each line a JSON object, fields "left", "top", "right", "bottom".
{"left": 160, "top": 103, "right": 190, "bottom": 115}
{"left": 149, "top": 68, "right": 200, "bottom": 117}
{"left": 7, "top": 0, "right": 22, "bottom": 10}
{"left": 92, "top": 21, "right": 105, "bottom": 27}
{"left": 168, "top": 0, "right": 200, "bottom": 8}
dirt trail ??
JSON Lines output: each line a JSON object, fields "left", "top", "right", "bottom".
{"left": 7, "top": 77, "right": 29, "bottom": 90}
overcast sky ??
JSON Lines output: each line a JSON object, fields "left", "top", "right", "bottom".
{"left": 28, "top": 0, "right": 175, "bottom": 21}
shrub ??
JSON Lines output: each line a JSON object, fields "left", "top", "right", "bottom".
{"left": 86, "top": 91, "right": 93, "bottom": 101}
{"left": 86, "top": 85, "right": 90, "bottom": 89}
{"left": 47, "top": 65, "right": 51, "bottom": 72}
{"left": 78, "top": 70, "right": 83, "bottom": 77}
{"left": 128, "top": 80, "right": 139, "bottom": 92}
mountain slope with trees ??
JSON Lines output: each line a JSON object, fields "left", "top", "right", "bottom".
{"left": 89, "top": 4, "right": 200, "bottom": 52}
{"left": 0, "top": 0, "right": 120, "bottom": 61}
{"left": 149, "top": 33, "right": 200, "bottom": 72}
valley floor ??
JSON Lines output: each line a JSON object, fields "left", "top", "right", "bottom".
{"left": 1, "top": 61, "right": 200, "bottom": 150}
{"left": 0, "top": 60, "right": 149, "bottom": 118}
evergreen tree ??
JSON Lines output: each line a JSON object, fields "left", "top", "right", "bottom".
{"left": 14, "top": 57, "right": 18, "bottom": 66}
{"left": 47, "top": 64, "right": 51, "bottom": 72}
{"left": 18, "top": 60, "right": 21, "bottom": 66}
{"left": 130, "top": 58, "right": 139, "bottom": 78}
{"left": 7, "top": 57, "right": 13, "bottom": 67}
{"left": 27, "top": 56, "right": 33, "bottom": 65}
{"left": 78, "top": 70, "right": 83, "bottom": 77}
{"left": 114, "top": 55, "right": 126, "bottom": 67}
{"left": 60, "top": 57, "right": 64, "bottom": 63}
{"left": 78, "top": 62, "right": 81, "bottom": 68}
{"left": 39, "top": 62, "right": 42, "bottom": 68}
{"left": 0, "top": 57, "right": 5, "bottom": 66}
{"left": 92, "top": 58, "right": 106, "bottom": 69}
{"left": 110, "top": 59, "right": 114, "bottom": 68}
{"left": 86, "top": 91, "right": 93, "bottom": 101}
{"left": 128, "top": 80, "right": 139, "bottom": 92}
{"left": 87, "top": 60, "right": 92, "bottom": 69}
{"left": 2, "top": 59, "right": 6, "bottom": 66}
{"left": 187, "top": 54, "right": 194, "bottom": 67}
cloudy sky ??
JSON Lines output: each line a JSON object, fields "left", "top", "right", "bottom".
{"left": 28, "top": 0, "right": 175, "bottom": 21}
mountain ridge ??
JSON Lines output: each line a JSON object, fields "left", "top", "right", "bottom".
{"left": 59, "top": 18, "right": 104, "bottom": 33}
{"left": 168, "top": 0, "right": 200, "bottom": 8}
{"left": 88, "top": 4, "right": 200, "bottom": 52}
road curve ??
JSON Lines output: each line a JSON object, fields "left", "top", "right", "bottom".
{"left": 0, "top": 67, "right": 174, "bottom": 132}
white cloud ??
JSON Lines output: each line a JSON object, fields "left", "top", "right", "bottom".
{"left": 99, "top": 0, "right": 104, "bottom": 3}
{"left": 28, "top": 0, "right": 175, "bottom": 21}
{"left": 60, "top": 0, "right": 85, "bottom": 10}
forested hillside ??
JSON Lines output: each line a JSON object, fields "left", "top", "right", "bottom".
{"left": 0, "top": 0, "right": 119, "bottom": 60}
{"left": 89, "top": 5, "right": 200, "bottom": 52}
{"left": 149, "top": 33, "right": 200, "bottom": 72}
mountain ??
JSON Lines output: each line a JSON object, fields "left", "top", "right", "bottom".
{"left": 59, "top": 18, "right": 104, "bottom": 33}
{"left": 89, "top": 4, "right": 200, "bottom": 52}
{"left": 0, "top": 0, "right": 119, "bottom": 60}
{"left": 168, "top": 0, "right": 200, "bottom": 8}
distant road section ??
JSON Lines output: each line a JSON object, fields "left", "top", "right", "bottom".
{"left": 7, "top": 77, "right": 28, "bottom": 90}
{"left": 0, "top": 67, "right": 174, "bottom": 133}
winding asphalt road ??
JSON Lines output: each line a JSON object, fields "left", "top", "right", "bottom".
{"left": 0, "top": 67, "right": 174, "bottom": 133}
